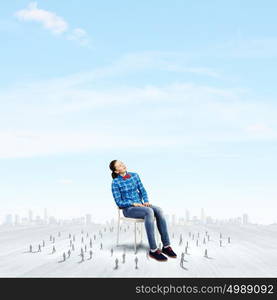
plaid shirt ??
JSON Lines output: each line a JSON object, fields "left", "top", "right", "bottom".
{"left": 111, "top": 171, "right": 149, "bottom": 208}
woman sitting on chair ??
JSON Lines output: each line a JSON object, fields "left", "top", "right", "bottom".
{"left": 109, "top": 159, "right": 177, "bottom": 262}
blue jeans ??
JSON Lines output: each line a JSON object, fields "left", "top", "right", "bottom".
{"left": 122, "top": 204, "right": 170, "bottom": 250}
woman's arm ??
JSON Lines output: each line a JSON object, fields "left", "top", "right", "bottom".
{"left": 111, "top": 181, "right": 132, "bottom": 208}
{"left": 136, "top": 173, "right": 149, "bottom": 203}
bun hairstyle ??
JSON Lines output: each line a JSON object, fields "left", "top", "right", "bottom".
{"left": 109, "top": 160, "right": 119, "bottom": 179}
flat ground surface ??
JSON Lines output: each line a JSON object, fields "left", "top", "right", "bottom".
{"left": 0, "top": 222, "right": 276, "bottom": 277}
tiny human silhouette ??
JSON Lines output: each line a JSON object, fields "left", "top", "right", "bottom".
{"left": 180, "top": 252, "right": 186, "bottom": 268}
{"left": 114, "top": 258, "right": 119, "bottom": 270}
{"left": 179, "top": 234, "right": 183, "bottom": 246}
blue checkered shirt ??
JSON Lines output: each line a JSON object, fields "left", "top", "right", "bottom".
{"left": 111, "top": 171, "right": 149, "bottom": 208}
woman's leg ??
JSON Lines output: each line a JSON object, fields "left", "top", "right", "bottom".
{"left": 123, "top": 206, "right": 157, "bottom": 250}
{"left": 149, "top": 205, "right": 171, "bottom": 247}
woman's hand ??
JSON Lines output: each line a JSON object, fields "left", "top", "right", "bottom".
{"left": 132, "top": 203, "right": 145, "bottom": 207}
{"left": 143, "top": 202, "right": 151, "bottom": 207}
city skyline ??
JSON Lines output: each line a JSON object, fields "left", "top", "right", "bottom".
{"left": 1, "top": 207, "right": 260, "bottom": 227}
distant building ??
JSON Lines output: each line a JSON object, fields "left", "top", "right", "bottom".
{"left": 4, "top": 214, "right": 13, "bottom": 225}
{"left": 178, "top": 217, "right": 185, "bottom": 226}
{"left": 71, "top": 217, "right": 85, "bottom": 225}
{"left": 35, "top": 215, "right": 43, "bottom": 225}
{"left": 201, "top": 208, "right": 206, "bottom": 224}
{"left": 86, "top": 214, "right": 92, "bottom": 225}
{"left": 185, "top": 210, "right": 190, "bottom": 223}
{"left": 242, "top": 213, "right": 249, "bottom": 225}
{"left": 49, "top": 216, "right": 58, "bottom": 225}
{"left": 28, "top": 210, "right": 33, "bottom": 223}
{"left": 43, "top": 208, "right": 48, "bottom": 224}
{"left": 206, "top": 216, "right": 213, "bottom": 224}
{"left": 14, "top": 214, "right": 20, "bottom": 225}
{"left": 21, "top": 217, "right": 29, "bottom": 225}
{"left": 192, "top": 216, "right": 200, "bottom": 224}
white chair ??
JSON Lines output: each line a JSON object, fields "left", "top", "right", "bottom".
{"left": 116, "top": 207, "right": 160, "bottom": 253}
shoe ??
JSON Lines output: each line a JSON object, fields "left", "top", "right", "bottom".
{"left": 162, "top": 246, "right": 177, "bottom": 258}
{"left": 149, "top": 249, "right": 168, "bottom": 261}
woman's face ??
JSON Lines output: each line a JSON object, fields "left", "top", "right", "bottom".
{"left": 114, "top": 160, "right": 127, "bottom": 174}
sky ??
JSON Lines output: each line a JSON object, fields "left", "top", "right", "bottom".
{"left": 0, "top": 0, "right": 277, "bottom": 224}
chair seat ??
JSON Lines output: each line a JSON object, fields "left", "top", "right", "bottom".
{"left": 118, "top": 207, "right": 156, "bottom": 223}
{"left": 120, "top": 216, "right": 144, "bottom": 222}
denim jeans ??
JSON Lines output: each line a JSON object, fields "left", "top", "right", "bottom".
{"left": 122, "top": 204, "right": 170, "bottom": 250}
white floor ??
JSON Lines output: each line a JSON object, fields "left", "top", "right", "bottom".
{"left": 0, "top": 222, "right": 276, "bottom": 277}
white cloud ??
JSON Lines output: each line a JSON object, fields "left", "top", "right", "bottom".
{"left": 1, "top": 51, "right": 277, "bottom": 159}
{"left": 14, "top": 2, "right": 90, "bottom": 46}
{"left": 0, "top": 129, "right": 183, "bottom": 159}
{"left": 67, "top": 28, "right": 90, "bottom": 47}
{"left": 1, "top": 78, "right": 277, "bottom": 159}
{"left": 164, "top": 65, "right": 220, "bottom": 78}
{"left": 14, "top": 2, "right": 68, "bottom": 35}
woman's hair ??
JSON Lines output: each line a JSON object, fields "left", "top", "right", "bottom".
{"left": 109, "top": 160, "right": 118, "bottom": 179}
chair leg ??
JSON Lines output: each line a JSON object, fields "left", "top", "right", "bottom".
{"left": 140, "top": 222, "right": 143, "bottom": 244}
{"left": 134, "top": 222, "right": 137, "bottom": 254}
{"left": 116, "top": 219, "right": 120, "bottom": 246}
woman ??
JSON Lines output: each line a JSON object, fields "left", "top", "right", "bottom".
{"left": 109, "top": 159, "right": 177, "bottom": 262}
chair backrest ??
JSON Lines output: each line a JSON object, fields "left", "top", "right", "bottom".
{"left": 117, "top": 207, "right": 123, "bottom": 218}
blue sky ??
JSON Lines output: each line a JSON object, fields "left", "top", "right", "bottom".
{"left": 0, "top": 1, "right": 277, "bottom": 224}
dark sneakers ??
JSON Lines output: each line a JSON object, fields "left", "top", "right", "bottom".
{"left": 162, "top": 246, "right": 177, "bottom": 258}
{"left": 149, "top": 249, "right": 168, "bottom": 261}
